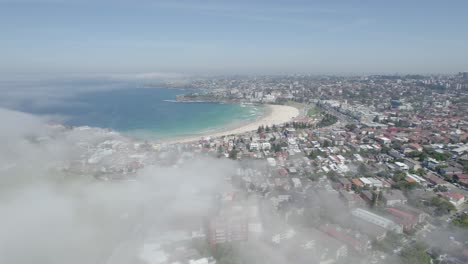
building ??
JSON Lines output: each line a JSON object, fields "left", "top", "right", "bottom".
{"left": 208, "top": 214, "right": 248, "bottom": 245}
{"left": 359, "top": 177, "right": 373, "bottom": 187}
{"left": 454, "top": 174, "right": 468, "bottom": 185}
{"left": 351, "top": 208, "right": 403, "bottom": 233}
{"left": 368, "top": 178, "right": 383, "bottom": 188}
{"left": 440, "top": 166, "right": 463, "bottom": 176}
{"left": 319, "top": 224, "right": 370, "bottom": 254}
{"left": 376, "top": 136, "right": 392, "bottom": 145}
{"left": 386, "top": 207, "right": 418, "bottom": 232}
{"left": 395, "top": 162, "right": 409, "bottom": 170}
{"left": 339, "top": 190, "right": 365, "bottom": 208}
{"left": 360, "top": 190, "right": 374, "bottom": 205}
{"left": 383, "top": 190, "right": 408, "bottom": 207}
{"left": 335, "top": 178, "right": 352, "bottom": 191}
{"left": 266, "top": 157, "right": 277, "bottom": 167}
{"left": 351, "top": 178, "right": 364, "bottom": 187}
{"left": 440, "top": 192, "right": 465, "bottom": 208}
{"left": 261, "top": 142, "right": 271, "bottom": 150}
{"left": 423, "top": 172, "right": 447, "bottom": 186}
{"left": 249, "top": 143, "right": 259, "bottom": 151}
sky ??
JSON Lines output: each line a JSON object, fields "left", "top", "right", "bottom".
{"left": 1, "top": 0, "right": 468, "bottom": 75}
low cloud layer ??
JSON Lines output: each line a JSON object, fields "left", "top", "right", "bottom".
{"left": 0, "top": 108, "right": 234, "bottom": 264}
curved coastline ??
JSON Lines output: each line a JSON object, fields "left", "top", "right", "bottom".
{"left": 162, "top": 104, "right": 300, "bottom": 144}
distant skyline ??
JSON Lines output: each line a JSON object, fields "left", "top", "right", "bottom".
{"left": 1, "top": 0, "right": 468, "bottom": 75}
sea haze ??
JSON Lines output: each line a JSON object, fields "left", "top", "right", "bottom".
{"left": 2, "top": 85, "right": 263, "bottom": 140}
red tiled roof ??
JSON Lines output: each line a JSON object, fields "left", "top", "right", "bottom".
{"left": 386, "top": 207, "right": 415, "bottom": 220}
{"left": 319, "top": 225, "right": 362, "bottom": 251}
{"left": 454, "top": 174, "right": 468, "bottom": 179}
{"left": 444, "top": 192, "right": 464, "bottom": 201}
{"left": 405, "top": 177, "right": 417, "bottom": 183}
{"left": 351, "top": 178, "right": 363, "bottom": 186}
{"left": 278, "top": 168, "right": 288, "bottom": 176}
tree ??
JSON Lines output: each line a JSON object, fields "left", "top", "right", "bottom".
{"left": 416, "top": 168, "right": 426, "bottom": 176}
{"left": 399, "top": 242, "right": 431, "bottom": 264}
{"left": 381, "top": 145, "right": 390, "bottom": 154}
{"left": 430, "top": 196, "right": 456, "bottom": 216}
{"left": 393, "top": 171, "right": 407, "bottom": 182}
{"left": 217, "top": 146, "right": 224, "bottom": 158}
{"left": 358, "top": 163, "right": 370, "bottom": 176}
{"left": 327, "top": 170, "right": 339, "bottom": 182}
{"left": 228, "top": 149, "right": 239, "bottom": 160}
{"left": 257, "top": 125, "right": 264, "bottom": 134}
{"left": 452, "top": 213, "right": 468, "bottom": 228}
{"left": 345, "top": 123, "right": 357, "bottom": 131}
{"left": 373, "top": 115, "right": 380, "bottom": 123}
{"left": 395, "top": 181, "right": 418, "bottom": 191}
{"left": 433, "top": 185, "right": 448, "bottom": 192}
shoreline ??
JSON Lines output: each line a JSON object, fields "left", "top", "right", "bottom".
{"left": 162, "top": 104, "right": 300, "bottom": 144}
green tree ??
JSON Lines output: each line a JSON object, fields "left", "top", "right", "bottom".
{"left": 393, "top": 171, "right": 407, "bottom": 182}
{"left": 399, "top": 243, "right": 431, "bottom": 264}
{"left": 430, "top": 196, "right": 456, "bottom": 216}
{"left": 228, "top": 149, "right": 239, "bottom": 160}
{"left": 452, "top": 213, "right": 468, "bottom": 228}
{"left": 345, "top": 123, "right": 357, "bottom": 131}
{"left": 257, "top": 125, "right": 264, "bottom": 134}
{"left": 416, "top": 168, "right": 426, "bottom": 176}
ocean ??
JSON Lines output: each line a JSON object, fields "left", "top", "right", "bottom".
{"left": 8, "top": 86, "right": 263, "bottom": 140}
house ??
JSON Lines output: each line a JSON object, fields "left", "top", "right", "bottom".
{"left": 403, "top": 158, "right": 422, "bottom": 170}
{"left": 335, "top": 178, "right": 352, "bottom": 191}
{"left": 422, "top": 172, "right": 447, "bottom": 186}
{"left": 389, "top": 149, "right": 404, "bottom": 159}
{"left": 266, "top": 157, "right": 277, "bottom": 167}
{"left": 368, "top": 178, "right": 383, "bottom": 188}
{"left": 291, "top": 178, "right": 302, "bottom": 189}
{"left": 359, "top": 177, "right": 373, "bottom": 187}
{"left": 339, "top": 191, "right": 365, "bottom": 208}
{"left": 440, "top": 192, "right": 465, "bottom": 208}
{"left": 408, "top": 143, "right": 423, "bottom": 152}
{"left": 376, "top": 136, "right": 392, "bottom": 146}
{"left": 261, "top": 142, "right": 271, "bottom": 150}
{"left": 383, "top": 190, "right": 407, "bottom": 207}
{"left": 360, "top": 191, "right": 373, "bottom": 205}
{"left": 453, "top": 174, "right": 468, "bottom": 185}
{"left": 423, "top": 158, "right": 439, "bottom": 170}
{"left": 451, "top": 145, "right": 468, "bottom": 155}
{"left": 395, "top": 162, "right": 409, "bottom": 170}
{"left": 351, "top": 178, "right": 364, "bottom": 187}
{"left": 440, "top": 166, "right": 463, "bottom": 176}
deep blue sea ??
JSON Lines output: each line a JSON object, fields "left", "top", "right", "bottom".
{"left": 8, "top": 86, "right": 263, "bottom": 140}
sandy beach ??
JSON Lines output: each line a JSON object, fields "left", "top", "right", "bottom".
{"left": 164, "top": 104, "right": 300, "bottom": 144}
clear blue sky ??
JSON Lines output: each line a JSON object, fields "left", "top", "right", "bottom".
{"left": 1, "top": 0, "right": 468, "bottom": 75}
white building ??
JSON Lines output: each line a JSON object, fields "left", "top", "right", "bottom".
{"left": 352, "top": 208, "right": 402, "bottom": 233}
{"left": 395, "top": 162, "right": 409, "bottom": 170}
{"left": 249, "top": 143, "right": 259, "bottom": 151}
{"left": 261, "top": 142, "right": 271, "bottom": 150}
{"left": 267, "top": 157, "right": 277, "bottom": 167}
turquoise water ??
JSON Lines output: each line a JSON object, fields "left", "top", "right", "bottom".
{"left": 13, "top": 87, "right": 264, "bottom": 140}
